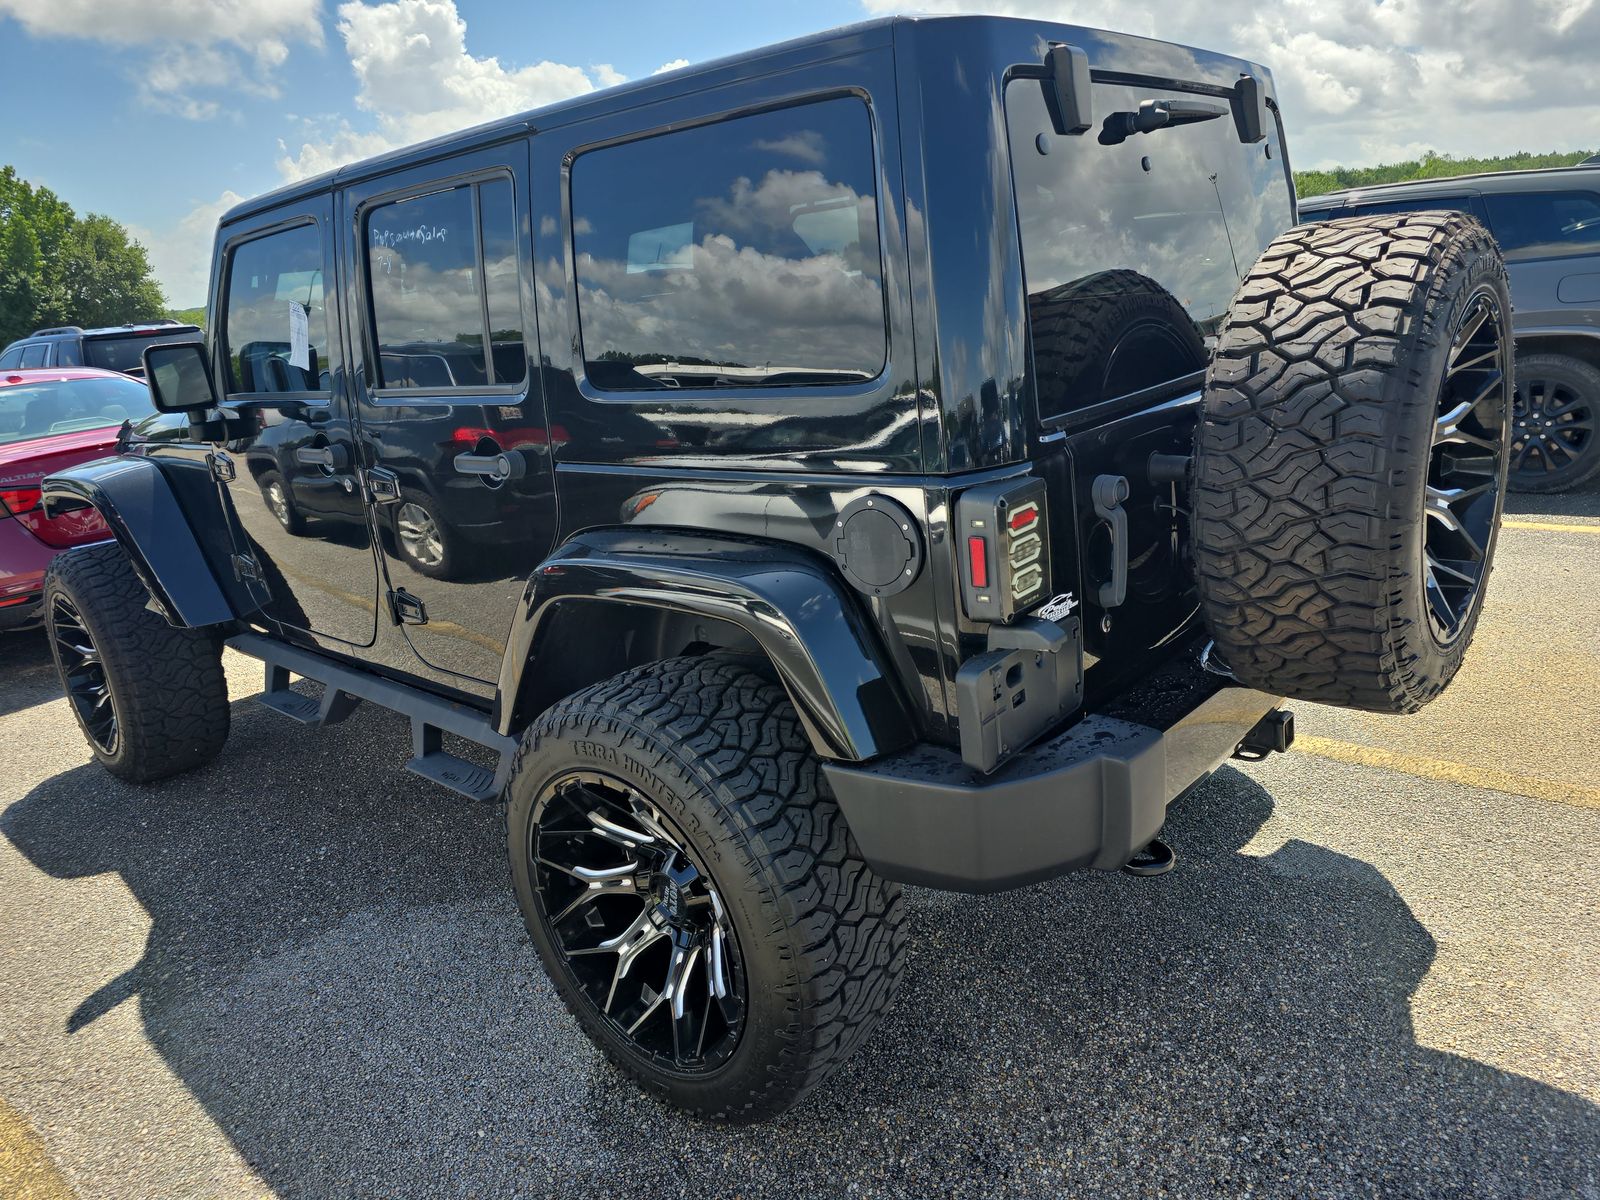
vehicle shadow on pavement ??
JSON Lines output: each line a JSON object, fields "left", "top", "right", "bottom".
{"left": 0, "top": 631, "right": 63, "bottom": 720}
{"left": 3, "top": 700, "right": 1597, "bottom": 1199}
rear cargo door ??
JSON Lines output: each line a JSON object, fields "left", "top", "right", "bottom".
{"left": 1005, "top": 72, "right": 1294, "bottom": 694}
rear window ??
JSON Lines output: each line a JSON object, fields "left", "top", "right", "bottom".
{"left": 1007, "top": 77, "right": 1294, "bottom": 421}
{"left": 1483, "top": 190, "right": 1600, "bottom": 259}
{"left": 0, "top": 375, "right": 155, "bottom": 446}
{"left": 570, "top": 96, "right": 887, "bottom": 391}
{"left": 83, "top": 330, "right": 194, "bottom": 374}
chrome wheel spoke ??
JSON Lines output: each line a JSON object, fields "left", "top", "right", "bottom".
{"left": 530, "top": 769, "right": 745, "bottom": 1070}
{"left": 1423, "top": 289, "right": 1507, "bottom": 642}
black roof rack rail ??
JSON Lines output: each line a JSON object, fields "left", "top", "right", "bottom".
{"left": 29, "top": 325, "right": 84, "bottom": 337}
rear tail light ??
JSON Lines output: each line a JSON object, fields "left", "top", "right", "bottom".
{"left": 0, "top": 486, "right": 42, "bottom": 517}
{"left": 955, "top": 477, "right": 1049, "bottom": 623}
{"left": 1, "top": 486, "right": 107, "bottom": 548}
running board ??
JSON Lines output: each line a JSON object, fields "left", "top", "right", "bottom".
{"left": 227, "top": 633, "right": 516, "bottom": 802}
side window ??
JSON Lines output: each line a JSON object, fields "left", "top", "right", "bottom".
{"left": 20, "top": 343, "right": 47, "bottom": 368}
{"left": 0, "top": 346, "right": 22, "bottom": 369}
{"left": 571, "top": 96, "right": 887, "bottom": 391}
{"left": 1484, "top": 191, "right": 1600, "bottom": 259}
{"left": 365, "top": 177, "right": 526, "bottom": 390}
{"left": 222, "top": 222, "right": 331, "bottom": 396}
{"left": 55, "top": 339, "right": 83, "bottom": 366}
{"left": 1346, "top": 195, "right": 1474, "bottom": 219}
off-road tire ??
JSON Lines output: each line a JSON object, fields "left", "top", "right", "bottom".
{"left": 1029, "top": 268, "right": 1208, "bottom": 410}
{"left": 43, "top": 544, "right": 230, "bottom": 782}
{"left": 1193, "top": 212, "right": 1511, "bottom": 713}
{"left": 504, "top": 656, "right": 907, "bottom": 1120}
{"left": 1509, "top": 351, "right": 1600, "bottom": 493}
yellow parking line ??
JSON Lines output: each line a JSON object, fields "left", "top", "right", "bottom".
{"left": 1501, "top": 519, "right": 1600, "bottom": 534}
{"left": 1294, "top": 735, "right": 1600, "bottom": 810}
{"left": 0, "top": 1099, "right": 74, "bottom": 1200}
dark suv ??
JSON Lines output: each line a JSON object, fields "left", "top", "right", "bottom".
{"left": 1300, "top": 166, "right": 1600, "bottom": 491}
{"left": 0, "top": 320, "right": 202, "bottom": 377}
{"left": 37, "top": 16, "right": 1513, "bottom": 1120}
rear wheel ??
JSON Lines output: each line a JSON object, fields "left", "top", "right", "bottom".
{"left": 1508, "top": 352, "right": 1600, "bottom": 492}
{"left": 1193, "top": 212, "right": 1511, "bottom": 713}
{"left": 505, "top": 656, "right": 906, "bottom": 1120}
{"left": 43, "top": 544, "right": 230, "bottom": 781}
{"left": 258, "top": 470, "right": 305, "bottom": 536}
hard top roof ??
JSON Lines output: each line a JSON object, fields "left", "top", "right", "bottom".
{"left": 222, "top": 13, "right": 1277, "bottom": 226}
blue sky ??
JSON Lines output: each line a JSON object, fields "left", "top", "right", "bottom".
{"left": 2, "top": 0, "right": 1595, "bottom": 305}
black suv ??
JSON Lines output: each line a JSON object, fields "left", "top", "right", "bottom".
{"left": 38, "top": 16, "right": 1513, "bottom": 1120}
{"left": 1300, "top": 166, "right": 1600, "bottom": 491}
{"left": 0, "top": 320, "right": 202, "bottom": 377}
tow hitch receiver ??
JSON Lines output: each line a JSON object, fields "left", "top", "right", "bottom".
{"left": 1232, "top": 708, "right": 1295, "bottom": 761}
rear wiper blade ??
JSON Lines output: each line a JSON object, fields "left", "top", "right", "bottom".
{"left": 1099, "top": 98, "right": 1227, "bottom": 146}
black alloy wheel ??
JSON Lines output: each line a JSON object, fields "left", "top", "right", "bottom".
{"left": 1424, "top": 290, "right": 1510, "bottom": 645}
{"left": 1509, "top": 354, "right": 1600, "bottom": 492}
{"left": 49, "top": 593, "right": 118, "bottom": 752}
{"left": 529, "top": 769, "right": 745, "bottom": 1072}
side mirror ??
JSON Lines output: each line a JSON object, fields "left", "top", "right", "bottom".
{"left": 144, "top": 341, "right": 219, "bottom": 414}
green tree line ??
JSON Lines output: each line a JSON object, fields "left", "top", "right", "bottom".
{"left": 1295, "top": 148, "right": 1595, "bottom": 200}
{"left": 0, "top": 165, "right": 166, "bottom": 347}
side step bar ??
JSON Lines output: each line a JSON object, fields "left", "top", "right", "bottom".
{"left": 227, "top": 633, "right": 516, "bottom": 802}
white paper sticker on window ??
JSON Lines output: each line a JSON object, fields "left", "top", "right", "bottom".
{"left": 626, "top": 222, "right": 693, "bottom": 274}
{"left": 288, "top": 300, "right": 310, "bottom": 370}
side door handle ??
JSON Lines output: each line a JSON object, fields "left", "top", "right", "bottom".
{"left": 296, "top": 444, "right": 350, "bottom": 471}
{"left": 453, "top": 449, "right": 526, "bottom": 483}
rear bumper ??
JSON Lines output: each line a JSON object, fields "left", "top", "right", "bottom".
{"left": 823, "top": 684, "right": 1284, "bottom": 892}
{"left": 0, "top": 515, "right": 52, "bottom": 630}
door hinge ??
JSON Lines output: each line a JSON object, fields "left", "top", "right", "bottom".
{"left": 366, "top": 466, "right": 402, "bottom": 504}
{"left": 208, "top": 451, "right": 236, "bottom": 482}
{"left": 231, "top": 552, "right": 261, "bottom": 583}
{"left": 388, "top": 588, "right": 427, "bottom": 626}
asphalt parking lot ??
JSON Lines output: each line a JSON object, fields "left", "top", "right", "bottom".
{"left": 1, "top": 489, "right": 1596, "bottom": 1200}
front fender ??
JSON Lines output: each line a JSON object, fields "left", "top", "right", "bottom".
{"left": 498, "top": 529, "right": 918, "bottom": 761}
{"left": 41, "top": 456, "right": 235, "bottom": 628}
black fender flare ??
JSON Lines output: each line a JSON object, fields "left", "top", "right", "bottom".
{"left": 496, "top": 528, "right": 918, "bottom": 762}
{"left": 41, "top": 456, "right": 235, "bottom": 628}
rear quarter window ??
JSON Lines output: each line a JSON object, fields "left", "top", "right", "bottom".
{"left": 570, "top": 95, "right": 888, "bottom": 391}
{"left": 1483, "top": 190, "right": 1600, "bottom": 259}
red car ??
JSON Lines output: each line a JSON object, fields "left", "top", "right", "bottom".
{"left": 0, "top": 368, "right": 158, "bottom": 631}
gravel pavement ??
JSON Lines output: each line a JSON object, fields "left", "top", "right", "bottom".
{"left": 0, "top": 490, "right": 1595, "bottom": 1199}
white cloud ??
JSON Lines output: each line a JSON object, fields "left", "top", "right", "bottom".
{"left": 857, "top": 0, "right": 1600, "bottom": 169}
{"left": 0, "top": 0, "right": 322, "bottom": 118}
{"left": 653, "top": 58, "right": 690, "bottom": 74}
{"left": 277, "top": 0, "right": 622, "bottom": 180}
{"left": 129, "top": 190, "right": 246, "bottom": 307}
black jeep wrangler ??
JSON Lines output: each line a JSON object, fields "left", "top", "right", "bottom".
{"left": 38, "top": 16, "right": 1512, "bottom": 1120}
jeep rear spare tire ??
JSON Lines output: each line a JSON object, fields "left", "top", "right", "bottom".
{"left": 1193, "top": 212, "right": 1511, "bottom": 713}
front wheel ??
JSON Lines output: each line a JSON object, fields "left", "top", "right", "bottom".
{"left": 504, "top": 656, "right": 906, "bottom": 1120}
{"left": 43, "top": 544, "right": 230, "bottom": 782}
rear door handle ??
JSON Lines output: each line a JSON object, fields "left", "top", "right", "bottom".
{"left": 453, "top": 449, "right": 526, "bottom": 483}
{"left": 296, "top": 444, "right": 350, "bottom": 470}
{"left": 1091, "top": 474, "right": 1130, "bottom": 608}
